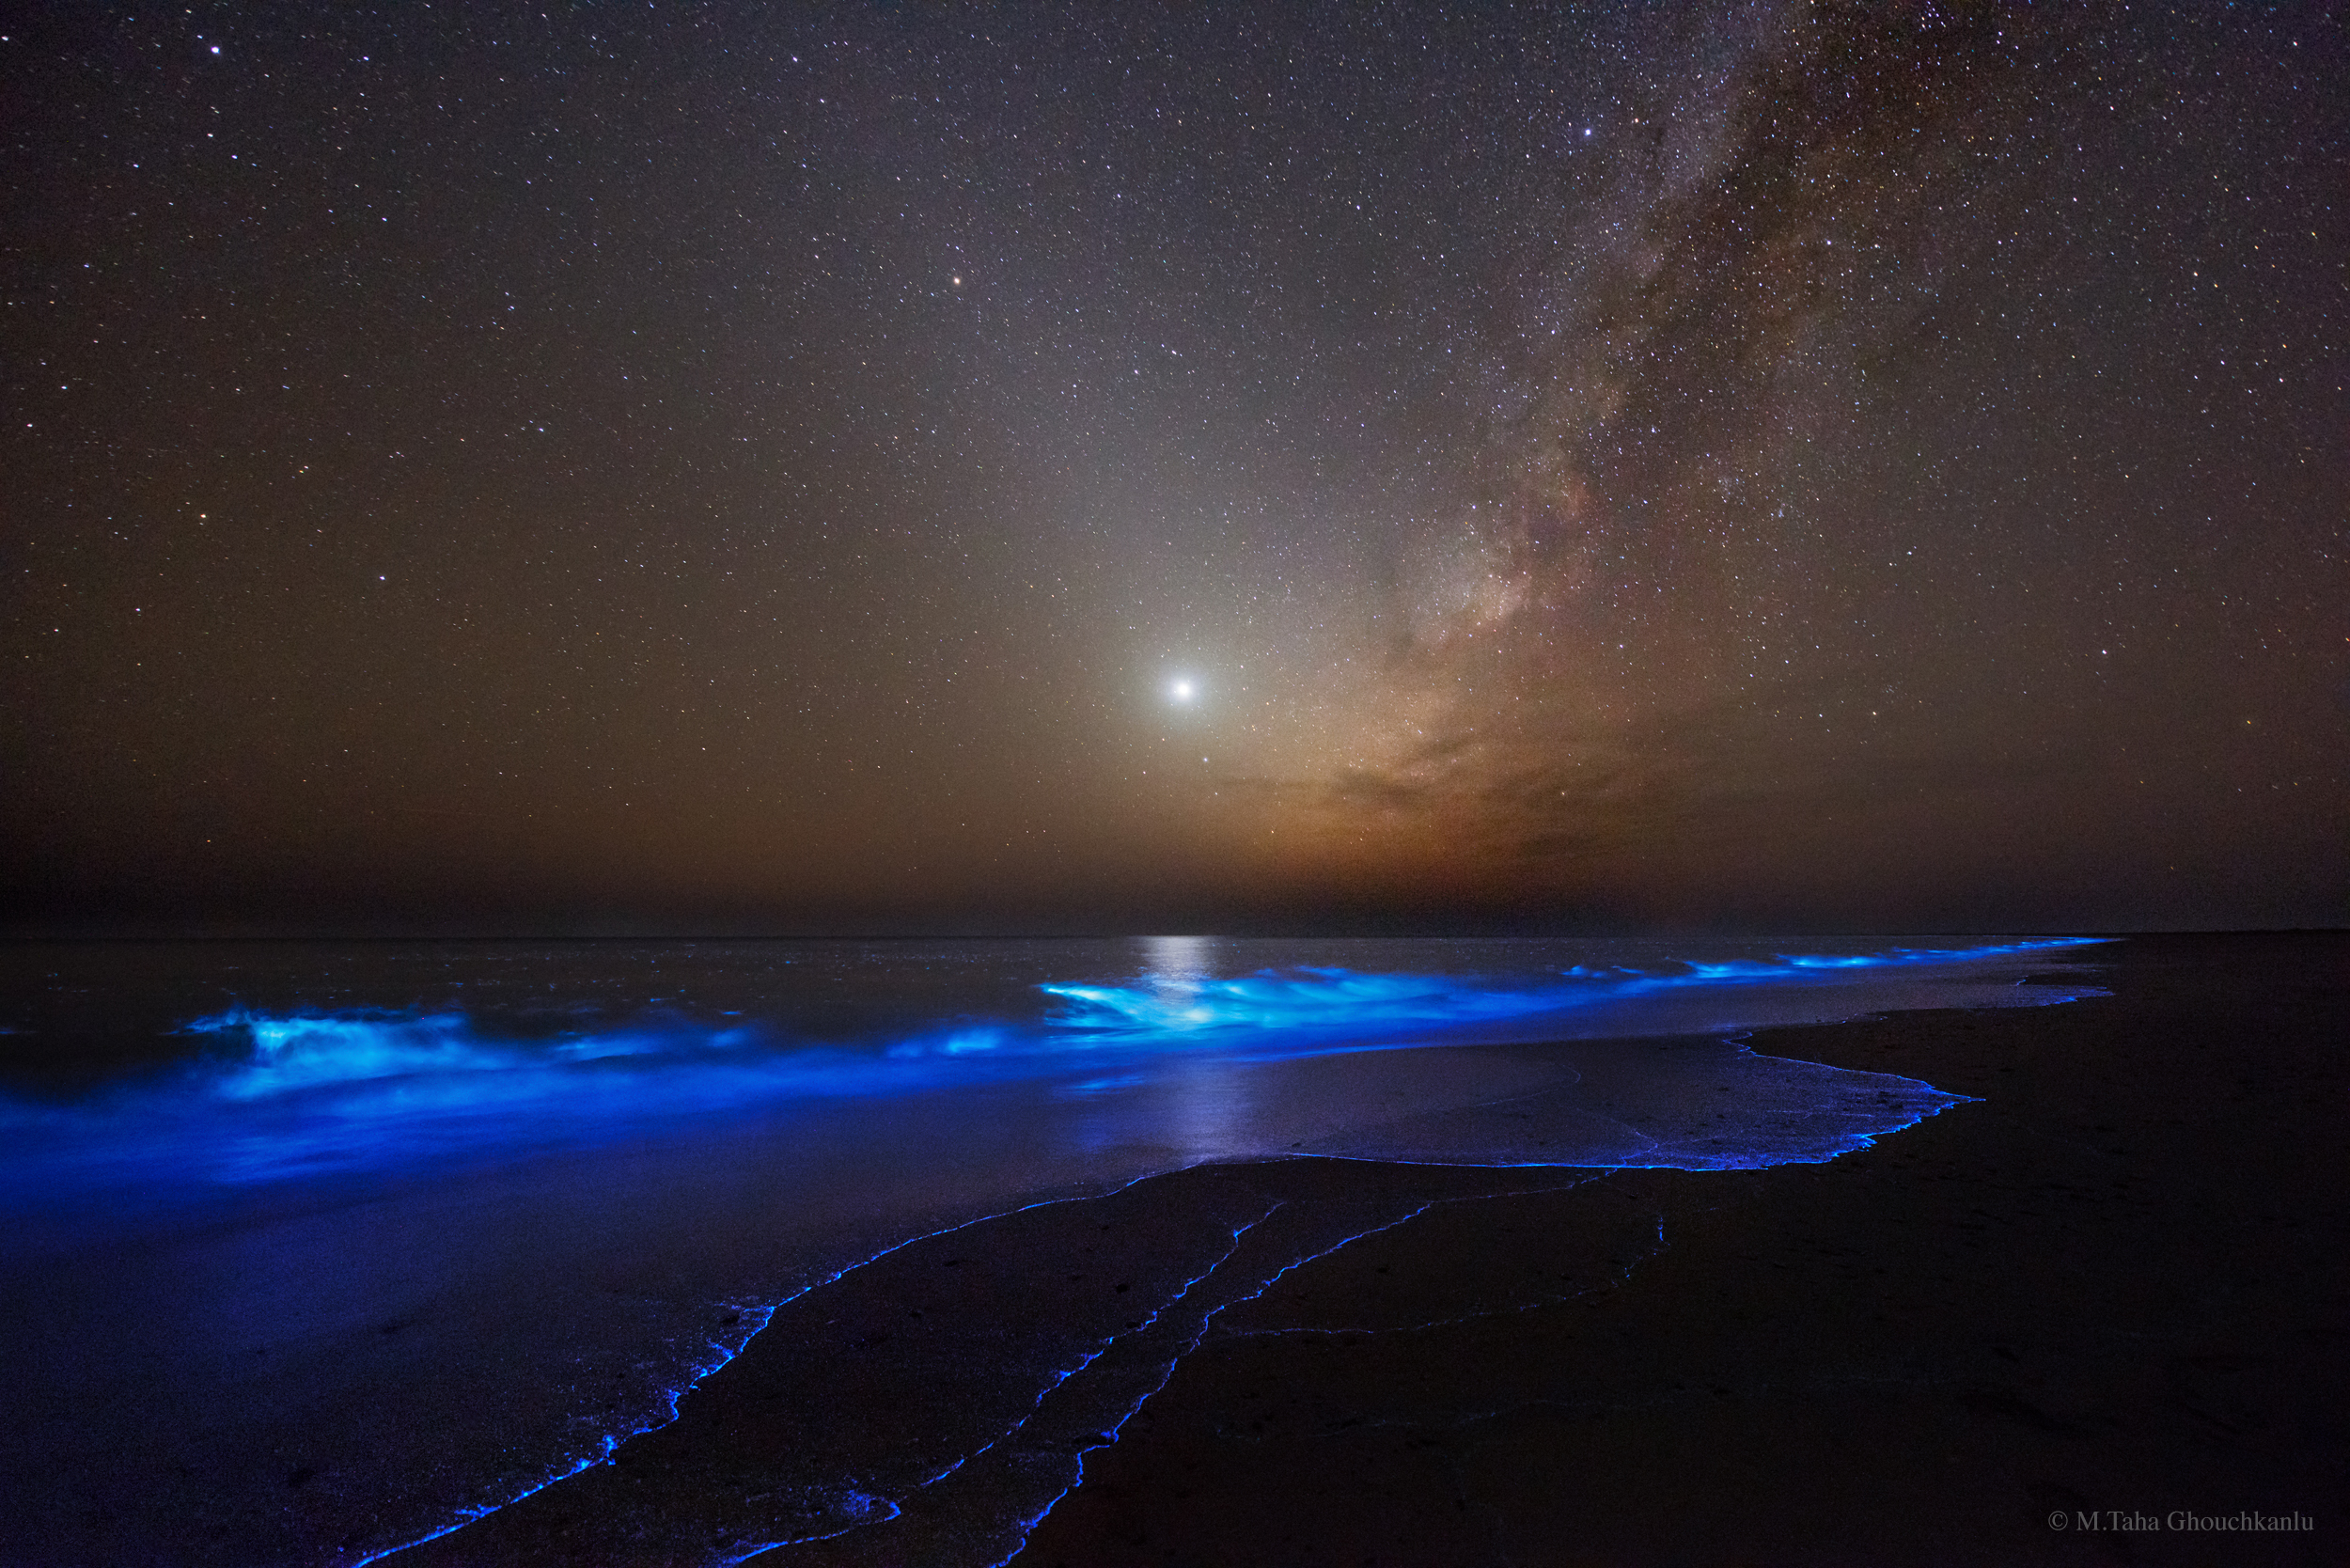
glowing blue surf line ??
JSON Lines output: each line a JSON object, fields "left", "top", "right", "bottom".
{"left": 189, "top": 936, "right": 2108, "bottom": 1564}
{"left": 135, "top": 939, "right": 2108, "bottom": 1156}
{"left": 346, "top": 1300, "right": 783, "bottom": 1566}
{"left": 354, "top": 1076, "right": 1990, "bottom": 1562}
{"left": 729, "top": 1176, "right": 1673, "bottom": 1566}
{"left": 730, "top": 966, "right": 2050, "bottom": 1563}
{"left": 1212, "top": 1178, "right": 1654, "bottom": 1343}
{"left": 907, "top": 1200, "right": 1281, "bottom": 1492}
{"left": 365, "top": 1171, "right": 1653, "bottom": 1564}
{"left": 977, "top": 1184, "right": 1613, "bottom": 1567}
{"left": 1035, "top": 936, "right": 2108, "bottom": 1057}
{"left": 352, "top": 1168, "right": 1198, "bottom": 1566}
{"left": 183, "top": 937, "right": 2109, "bottom": 1091}
{"left": 723, "top": 1201, "right": 1290, "bottom": 1566}
{"left": 1193, "top": 1214, "right": 1680, "bottom": 1459}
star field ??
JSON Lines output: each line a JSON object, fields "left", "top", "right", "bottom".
{"left": 4, "top": 3, "right": 2342, "bottom": 933}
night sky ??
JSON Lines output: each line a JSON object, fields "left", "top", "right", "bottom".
{"left": 5, "top": 3, "right": 2342, "bottom": 934}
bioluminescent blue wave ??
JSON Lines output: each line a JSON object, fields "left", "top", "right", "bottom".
{"left": 181, "top": 1007, "right": 767, "bottom": 1098}
{"left": 1040, "top": 937, "right": 2103, "bottom": 1051}
{"left": 0, "top": 934, "right": 2113, "bottom": 1568}
{"left": 0, "top": 936, "right": 2106, "bottom": 1194}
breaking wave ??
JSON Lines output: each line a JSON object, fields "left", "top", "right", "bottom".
{"left": 0, "top": 937, "right": 2106, "bottom": 1189}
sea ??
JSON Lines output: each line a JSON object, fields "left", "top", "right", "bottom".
{"left": 0, "top": 933, "right": 2108, "bottom": 1565}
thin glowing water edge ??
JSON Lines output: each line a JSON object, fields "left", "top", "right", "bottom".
{"left": 0, "top": 935, "right": 2110, "bottom": 1568}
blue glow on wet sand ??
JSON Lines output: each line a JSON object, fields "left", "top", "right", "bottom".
{"left": 0, "top": 935, "right": 2110, "bottom": 1567}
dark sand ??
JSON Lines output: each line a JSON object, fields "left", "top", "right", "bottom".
{"left": 1021, "top": 933, "right": 2348, "bottom": 1567}
{"left": 408, "top": 933, "right": 2345, "bottom": 1565}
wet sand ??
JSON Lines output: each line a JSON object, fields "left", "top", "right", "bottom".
{"left": 1016, "top": 932, "right": 2347, "bottom": 1566}
{"left": 383, "top": 933, "right": 2345, "bottom": 1564}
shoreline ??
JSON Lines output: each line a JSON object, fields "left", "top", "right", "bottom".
{"left": 1010, "top": 931, "right": 2347, "bottom": 1566}
{"left": 388, "top": 934, "right": 2345, "bottom": 1565}
{"left": 10, "top": 933, "right": 2338, "bottom": 1564}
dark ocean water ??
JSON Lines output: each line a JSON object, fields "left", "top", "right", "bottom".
{"left": 0, "top": 934, "right": 2107, "bottom": 1565}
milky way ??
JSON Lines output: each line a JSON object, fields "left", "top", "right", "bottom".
{"left": 4, "top": 2, "right": 2341, "bottom": 933}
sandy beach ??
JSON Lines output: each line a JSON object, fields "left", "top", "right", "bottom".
{"left": 380, "top": 932, "right": 2343, "bottom": 1564}
{"left": 1019, "top": 932, "right": 2347, "bottom": 1566}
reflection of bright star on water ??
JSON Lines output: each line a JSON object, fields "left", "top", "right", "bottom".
{"left": 1168, "top": 678, "right": 1196, "bottom": 703}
